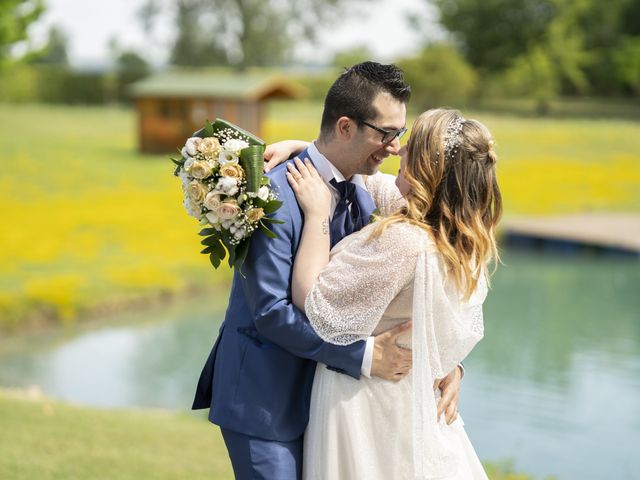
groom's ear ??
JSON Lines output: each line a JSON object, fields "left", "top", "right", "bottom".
{"left": 336, "top": 117, "right": 354, "bottom": 141}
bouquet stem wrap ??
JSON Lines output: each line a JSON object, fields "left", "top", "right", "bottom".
{"left": 240, "top": 145, "right": 266, "bottom": 193}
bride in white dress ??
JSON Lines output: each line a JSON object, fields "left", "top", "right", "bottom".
{"left": 284, "top": 109, "right": 502, "bottom": 480}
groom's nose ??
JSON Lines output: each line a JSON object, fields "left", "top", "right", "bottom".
{"left": 384, "top": 136, "right": 402, "bottom": 155}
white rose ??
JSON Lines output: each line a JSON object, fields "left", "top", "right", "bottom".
{"left": 184, "top": 157, "right": 195, "bottom": 170}
{"left": 218, "top": 150, "right": 239, "bottom": 165}
{"left": 258, "top": 186, "right": 270, "bottom": 201}
{"left": 223, "top": 139, "right": 249, "bottom": 154}
{"left": 186, "top": 180, "right": 207, "bottom": 204}
{"left": 181, "top": 146, "right": 190, "bottom": 159}
{"left": 190, "top": 160, "right": 212, "bottom": 179}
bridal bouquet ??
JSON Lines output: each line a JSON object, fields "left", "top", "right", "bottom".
{"left": 172, "top": 119, "right": 283, "bottom": 271}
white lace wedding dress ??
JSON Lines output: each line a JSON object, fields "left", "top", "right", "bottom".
{"left": 302, "top": 173, "right": 489, "bottom": 480}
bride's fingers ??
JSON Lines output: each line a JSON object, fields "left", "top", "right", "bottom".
{"left": 304, "top": 159, "right": 321, "bottom": 178}
{"left": 445, "top": 403, "right": 458, "bottom": 424}
{"left": 294, "top": 157, "right": 311, "bottom": 177}
{"left": 286, "top": 172, "right": 300, "bottom": 191}
{"left": 287, "top": 162, "right": 303, "bottom": 181}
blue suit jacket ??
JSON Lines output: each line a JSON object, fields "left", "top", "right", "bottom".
{"left": 192, "top": 149, "right": 377, "bottom": 442}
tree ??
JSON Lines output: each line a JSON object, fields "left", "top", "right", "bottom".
{"left": 0, "top": 0, "right": 45, "bottom": 69}
{"left": 106, "top": 38, "right": 152, "bottom": 102}
{"left": 398, "top": 44, "right": 477, "bottom": 109}
{"left": 168, "top": 0, "right": 228, "bottom": 67}
{"left": 115, "top": 50, "right": 151, "bottom": 99}
{"left": 26, "top": 25, "right": 69, "bottom": 65}
{"left": 433, "top": 0, "right": 555, "bottom": 72}
{"left": 613, "top": 37, "right": 640, "bottom": 95}
{"left": 430, "top": 0, "right": 640, "bottom": 98}
{"left": 142, "top": 0, "right": 364, "bottom": 69}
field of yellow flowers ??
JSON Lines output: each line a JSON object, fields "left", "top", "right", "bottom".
{"left": 0, "top": 102, "right": 638, "bottom": 328}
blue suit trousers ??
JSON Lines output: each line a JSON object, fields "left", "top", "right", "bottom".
{"left": 221, "top": 428, "right": 303, "bottom": 480}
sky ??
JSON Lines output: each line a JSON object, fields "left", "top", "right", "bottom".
{"left": 29, "top": 0, "right": 443, "bottom": 68}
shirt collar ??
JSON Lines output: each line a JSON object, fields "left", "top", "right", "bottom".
{"left": 306, "top": 141, "right": 367, "bottom": 190}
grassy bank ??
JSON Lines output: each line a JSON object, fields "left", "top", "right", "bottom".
{"left": 0, "top": 389, "right": 534, "bottom": 480}
{"left": 0, "top": 389, "right": 232, "bottom": 480}
{"left": 1, "top": 102, "right": 638, "bottom": 328}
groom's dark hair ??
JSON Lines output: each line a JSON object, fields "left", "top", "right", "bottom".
{"left": 319, "top": 61, "right": 411, "bottom": 139}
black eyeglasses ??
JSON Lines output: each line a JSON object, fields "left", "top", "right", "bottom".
{"left": 361, "top": 121, "right": 407, "bottom": 145}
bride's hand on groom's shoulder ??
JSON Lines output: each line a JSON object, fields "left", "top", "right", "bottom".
{"left": 287, "top": 158, "right": 331, "bottom": 218}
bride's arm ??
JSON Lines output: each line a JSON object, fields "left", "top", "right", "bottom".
{"left": 285, "top": 158, "right": 332, "bottom": 311}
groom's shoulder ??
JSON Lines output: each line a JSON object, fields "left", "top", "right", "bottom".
{"left": 266, "top": 160, "right": 292, "bottom": 183}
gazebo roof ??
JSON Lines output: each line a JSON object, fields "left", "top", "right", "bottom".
{"left": 130, "top": 71, "right": 306, "bottom": 101}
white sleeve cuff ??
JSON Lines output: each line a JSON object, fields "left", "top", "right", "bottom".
{"left": 361, "top": 337, "right": 375, "bottom": 378}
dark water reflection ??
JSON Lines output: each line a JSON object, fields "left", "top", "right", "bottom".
{"left": 0, "top": 250, "right": 638, "bottom": 479}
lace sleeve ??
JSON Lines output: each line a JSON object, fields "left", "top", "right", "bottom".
{"left": 365, "top": 172, "right": 406, "bottom": 216}
{"left": 304, "top": 222, "right": 425, "bottom": 345}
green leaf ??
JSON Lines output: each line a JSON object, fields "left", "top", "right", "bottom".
{"left": 233, "top": 239, "right": 250, "bottom": 276}
{"left": 262, "top": 217, "right": 285, "bottom": 224}
{"left": 203, "top": 119, "right": 215, "bottom": 137}
{"left": 209, "top": 253, "right": 221, "bottom": 269}
{"left": 191, "top": 119, "right": 214, "bottom": 139}
{"left": 260, "top": 176, "right": 271, "bottom": 186}
{"left": 201, "top": 246, "right": 214, "bottom": 254}
{"left": 201, "top": 235, "right": 221, "bottom": 247}
{"left": 262, "top": 200, "right": 283, "bottom": 215}
{"left": 170, "top": 157, "right": 184, "bottom": 166}
{"left": 173, "top": 165, "right": 181, "bottom": 177}
{"left": 227, "top": 244, "right": 237, "bottom": 268}
{"left": 219, "top": 229, "right": 233, "bottom": 248}
{"left": 258, "top": 222, "right": 277, "bottom": 239}
{"left": 213, "top": 239, "right": 227, "bottom": 260}
{"left": 199, "top": 227, "right": 219, "bottom": 237}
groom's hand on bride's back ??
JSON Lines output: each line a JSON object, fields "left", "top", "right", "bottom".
{"left": 371, "top": 321, "right": 413, "bottom": 382}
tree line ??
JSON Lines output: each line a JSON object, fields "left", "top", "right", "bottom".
{"left": 1, "top": 0, "right": 638, "bottom": 109}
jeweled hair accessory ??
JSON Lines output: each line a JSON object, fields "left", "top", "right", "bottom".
{"left": 443, "top": 116, "right": 465, "bottom": 159}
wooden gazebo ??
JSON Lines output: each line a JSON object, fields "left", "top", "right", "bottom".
{"left": 130, "top": 71, "right": 305, "bottom": 153}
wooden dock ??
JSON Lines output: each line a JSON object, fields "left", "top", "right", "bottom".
{"left": 500, "top": 213, "right": 640, "bottom": 256}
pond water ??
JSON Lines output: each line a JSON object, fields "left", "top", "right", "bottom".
{"left": 1, "top": 249, "right": 638, "bottom": 480}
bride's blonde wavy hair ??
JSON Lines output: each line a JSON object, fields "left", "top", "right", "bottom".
{"left": 372, "top": 108, "right": 502, "bottom": 298}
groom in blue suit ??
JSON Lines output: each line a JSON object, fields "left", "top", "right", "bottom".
{"left": 193, "top": 62, "right": 462, "bottom": 479}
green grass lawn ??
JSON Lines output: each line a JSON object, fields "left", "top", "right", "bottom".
{"left": 0, "top": 389, "right": 534, "bottom": 480}
{"left": 0, "top": 389, "right": 232, "bottom": 480}
{"left": 0, "top": 102, "right": 638, "bottom": 328}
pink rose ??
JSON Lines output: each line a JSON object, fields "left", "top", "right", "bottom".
{"left": 216, "top": 200, "right": 241, "bottom": 220}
